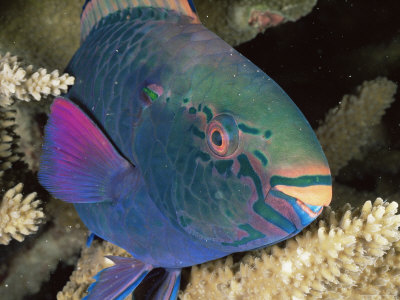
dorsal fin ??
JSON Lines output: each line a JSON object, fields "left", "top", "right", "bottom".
{"left": 81, "top": 0, "right": 200, "bottom": 42}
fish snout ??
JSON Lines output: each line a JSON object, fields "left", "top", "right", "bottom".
{"left": 264, "top": 168, "right": 332, "bottom": 231}
{"left": 270, "top": 167, "right": 332, "bottom": 207}
{"left": 274, "top": 183, "right": 332, "bottom": 207}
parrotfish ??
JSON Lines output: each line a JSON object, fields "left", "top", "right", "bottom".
{"left": 38, "top": 0, "right": 332, "bottom": 299}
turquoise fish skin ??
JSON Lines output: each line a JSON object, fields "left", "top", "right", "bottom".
{"left": 42, "top": 3, "right": 332, "bottom": 269}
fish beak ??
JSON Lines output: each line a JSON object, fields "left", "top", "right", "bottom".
{"left": 265, "top": 167, "right": 332, "bottom": 229}
{"left": 273, "top": 184, "right": 332, "bottom": 206}
{"left": 270, "top": 165, "right": 332, "bottom": 207}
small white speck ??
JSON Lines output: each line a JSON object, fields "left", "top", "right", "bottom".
{"left": 215, "top": 191, "right": 224, "bottom": 200}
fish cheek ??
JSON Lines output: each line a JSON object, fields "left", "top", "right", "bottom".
{"left": 132, "top": 101, "right": 206, "bottom": 220}
{"left": 134, "top": 103, "right": 255, "bottom": 246}
{"left": 174, "top": 154, "right": 254, "bottom": 244}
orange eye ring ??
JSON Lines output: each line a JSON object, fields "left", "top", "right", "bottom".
{"left": 209, "top": 127, "right": 228, "bottom": 155}
{"left": 206, "top": 114, "right": 239, "bottom": 157}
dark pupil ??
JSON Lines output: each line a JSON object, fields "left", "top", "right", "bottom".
{"left": 212, "top": 130, "right": 223, "bottom": 146}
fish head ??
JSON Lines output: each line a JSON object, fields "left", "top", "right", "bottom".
{"left": 133, "top": 40, "right": 331, "bottom": 252}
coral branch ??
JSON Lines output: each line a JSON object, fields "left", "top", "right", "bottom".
{"left": 180, "top": 199, "right": 400, "bottom": 299}
{"left": 0, "top": 107, "right": 20, "bottom": 175}
{"left": 0, "top": 52, "right": 74, "bottom": 106}
{"left": 0, "top": 183, "right": 43, "bottom": 245}
{"left": 57, "top": 240, "right": 131, "bottom": 300}
{"left": 0, "top": 199, "right": 87, "bottom": 299}
{"left": 316, "top": 77, "right": 397, "bottom": 176}
{"left": 195, "top": 0, "right": 317, "bottom": 45}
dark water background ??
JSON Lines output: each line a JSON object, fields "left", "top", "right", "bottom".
{"left": 238, "top": 0, "right": 399, "bottom": 131}
{"left": 238, "top": 0, "right": 400, "bottom": 196}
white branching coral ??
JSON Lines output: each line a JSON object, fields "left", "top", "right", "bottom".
{"left": 0, "top": 199, "right": 87, "bottom": 299}
{"left": 0, "top": 183, "right": 44, "bottom": 245}
{"left": 58, "top": 240, "right": 131, "bottom": 300}
{"left": 316, "top": 77, "right": 397, "bottom": 176}
{"left": 0, "top": 52, "right": 75, "bottom": 106}
{"left": 0, "top": 108, "right": 19, "bottom": 174}
{"left": 180, "top": 198, "right": 400, "bottom": 299}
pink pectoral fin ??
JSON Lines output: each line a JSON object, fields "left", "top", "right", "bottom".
{"left": 38, "top": 97, "right": 133, "bottom": 204}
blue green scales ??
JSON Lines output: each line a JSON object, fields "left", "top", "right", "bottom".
{"left": 38, "top": 0, "right": 332, "bottom": 299}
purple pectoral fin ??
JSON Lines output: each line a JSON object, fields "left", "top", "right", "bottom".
{"left": 83, "top": 256, "right": 153, "bottom": 300}
{"left": 38, "top": 97, "right": 133, "bottom": 204}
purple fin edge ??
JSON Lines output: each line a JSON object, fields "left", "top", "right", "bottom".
{"left": 83, "top": 256, "right": 153, "bottom": 300}
{"left": 154, "top": 269, "right": 181, "bottom": 300}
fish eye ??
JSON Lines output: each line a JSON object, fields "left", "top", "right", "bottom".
{"left": 206, "top": 114, "right": 239, "bottom": 157}
{"left": 211, "top": 130, "right": 222, "bottom": 146}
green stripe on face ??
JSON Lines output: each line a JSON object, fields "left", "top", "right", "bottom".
{"left": 195, "top": 150, "right": 210, "bottom": 162}
{"left": 221, "top": 223, "right": 265, "bottom": 247}
{"left": 270, "top": 175, "right": 332, "bottom": 187}
{"left": 215, "top": 159, "right": 233, "bottom": 175}
{"left": 191, "top": 126, "right": 205, "bottom": 139}
{"left": 238, "top": 123, "right": 260, "bottom": 134}
{"left": 253, "top": 150, "right": 268, "bottom": 166}
{"left": 202, "top": 106, "right": 213, "bottom": 123}
{"left": 264, "top": 130, "right": 272, "bottom": 139}
{"left": 237, "top": 154, "right": 295, "bottom": 233}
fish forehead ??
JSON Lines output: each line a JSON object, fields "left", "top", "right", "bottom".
{"left": 161, "top": 37, "right": 326, "bottom": 170}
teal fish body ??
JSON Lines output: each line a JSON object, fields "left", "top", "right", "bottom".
{"left": 39, "top": 0, "right": 332, "bottom": 298}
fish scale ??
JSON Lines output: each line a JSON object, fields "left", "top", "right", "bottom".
{"left": 38, "top": 1, "right": 332, "bottom": 298}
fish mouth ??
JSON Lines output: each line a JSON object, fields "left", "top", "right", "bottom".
{"left": 269, "top": 172, "right": 332, "bottom": 207}
{"left": 273, "top": 184, "right": 332, "bottom": 207}
{"left": 262, "top": 169, "right": 332, "bottom": 231}
{"left": 265, "top": 184, "right": 328, "bottom": 231}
